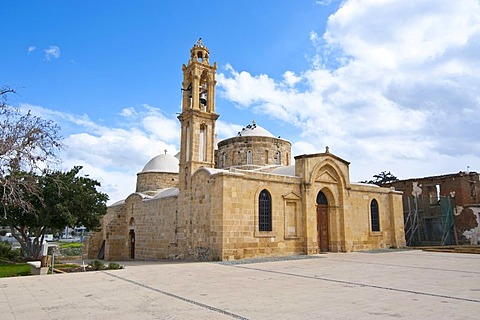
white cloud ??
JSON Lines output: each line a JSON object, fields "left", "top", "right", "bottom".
{"left": 292, "top": 141, "right": 319, "bottom": 156}
{"left": 44, "top": 45, "right": 61, "bottom": 60}
{"left": 19, "top": 103, "right": 179, "bottom": 204}
{"left": 315, "top": 0, "right": 335, "bottom": 6}
{"left": 27, "top": 46, "right": 36, "bottom": 53}
{"left": 120, "top": 107, "right": 137, "bottom": 117}
{"left": 140, "top": 104, "right": 180, "bottom": 142}
{"left": 215, "top": 120, "right": 242, "bottom": 139}
{"left": 218, "top": 0, "right": 480, "bottom": 181}
{"left": 282, "top": 71, "right": 301, "bottom": 87}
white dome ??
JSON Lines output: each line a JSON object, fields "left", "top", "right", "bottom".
{"left": 141, "top": 154, "right": 179, "bottom": 173}
{"left": 237, "top": 123, "right": 275, "bottom": 138}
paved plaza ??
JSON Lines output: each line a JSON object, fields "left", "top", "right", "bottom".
{"left": 1, "top": 250, "right": 479, "bottom": 319}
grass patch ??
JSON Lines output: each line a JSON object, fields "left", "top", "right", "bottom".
{"left": 0, "top": 261, "right": 31, "bottom": 278}
{"left": 58, "top": 242, "right": 83, "bottom": 249}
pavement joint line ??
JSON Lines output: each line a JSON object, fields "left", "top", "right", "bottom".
{"left": 400, "top": 251, "right": 480, "bottom": 260}
{"left": 232, "top": 265, "right": 480, "bottom": 304}
{"left": 324, "top": 258, "right": 480, "bottom": 275}
{"left": 104, "top": 272, "right": 249, "bottom": 320}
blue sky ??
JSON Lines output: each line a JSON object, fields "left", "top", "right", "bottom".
{"left": 2, "top": 0, "right": 480, "bottom": 203}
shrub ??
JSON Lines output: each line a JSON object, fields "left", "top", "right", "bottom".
{"left": 89, "top": 259, "right": 105, "bottom": 270}
{"left": 0, "top": 242, "right": 21, "bottom": 261}
{"left": 60, "top": 246, "right": 83, "bottom": 257}
{"left": 107, "top": 262, "right": 124, "bottom": 270}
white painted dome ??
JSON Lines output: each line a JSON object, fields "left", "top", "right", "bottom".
{"left": 237, "top": 122, "right": 275, "bottom": 138}
{"left": 141, "top": 154, "right": 179, "bottom": 173}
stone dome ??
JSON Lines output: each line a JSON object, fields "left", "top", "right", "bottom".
{"left": 237, "top": 122, "right": 275, "bottom": 138}
{"left": 215, "top": 121, "right": 291, "bottom": 169}
{"left": 141, "top": 154, "right": 179, "bottom": 173}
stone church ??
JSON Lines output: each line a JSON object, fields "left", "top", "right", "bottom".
{"left": 85, "top": 40, "right": 406, "bottom": 261}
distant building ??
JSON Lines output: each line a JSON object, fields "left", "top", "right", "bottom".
{"left": 84, "top": 41, "right": 406, "bottom": 261}
{"left": 382, "top": 172, "right": 480, "bottom": 245}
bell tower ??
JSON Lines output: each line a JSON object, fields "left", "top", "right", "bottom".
{"left": 178, "top": 38, "right": 219, "bottom": 191}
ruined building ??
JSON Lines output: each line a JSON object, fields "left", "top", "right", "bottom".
{"left": 84, "top": 40, "right": 406, "bottom": 261}
{"left": 383, "top": 172, "right": 480, "bottom": 246}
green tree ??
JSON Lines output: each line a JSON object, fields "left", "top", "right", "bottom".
{"left": 1, "top": 87, "right": 108, "bottom": 259}
{"left": 2, "top": 167, "right": 108, "bottom": 259}
{"left": 361, "top": 171, "right": 399, "bottom": 186}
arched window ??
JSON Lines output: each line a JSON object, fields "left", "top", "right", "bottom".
{"left": 259, "top": 189, "right": 272, "bottom": 231}
{"left": 199, "top": 124, "right": 207, "bottom": 161}
{"left": 275, "top": 151, "right": 281, "bottom": 165}
{"left": 316, "top": 191, "right": 328, "bottom": 205}
{"left": 186, "top": 122, "right": 191, "bottom": 161}
{"left": 247, "top": 150, "right": 253, "bottom": 165}
{"left": 370, "top": 199, "right": 380, "bottom": 232}
{"left": 222, "top": 153, "right": 227, "bottom": 168}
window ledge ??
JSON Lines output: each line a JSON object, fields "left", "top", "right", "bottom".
{"left": 369, "top": 231, "right": 382, "bottom": 237}
{"left": 255, "top": 232, "right": 276, "bottom": 238}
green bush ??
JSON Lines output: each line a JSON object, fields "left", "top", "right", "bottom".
{"left": 60, "top": 246, "right": 83, "bottom": 256}
{"left": 107, "top": 262, "right": 124, "bottom": 270}
{"left": 89, "top": 259, "right": 105, "bottom": 270}
{"left": 0, "top": 242, "right": 21, "bottom": 261}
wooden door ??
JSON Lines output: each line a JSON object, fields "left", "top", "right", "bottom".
{"left": 317, "top": 205, "right": 329, "bottom": 252}
{"left": 129, "top": 229, "right": 135, "bottom": 259}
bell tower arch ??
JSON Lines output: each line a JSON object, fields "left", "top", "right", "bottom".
{"left": 178, "top": 38, "right": 219, "bottom": 191}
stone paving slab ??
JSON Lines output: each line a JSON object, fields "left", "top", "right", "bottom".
{"left": 1, "top": 250, "right": 479, "bottom": 319}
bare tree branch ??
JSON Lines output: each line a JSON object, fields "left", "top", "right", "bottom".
{"left": 0, "top": 86, "right": 61, "bottom": 219}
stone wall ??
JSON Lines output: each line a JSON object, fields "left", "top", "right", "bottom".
{"left": 136, "top": 172, "right": 179, "bottom": 193}
{"left": 212, "top": 169, "right": 305, "bottom": 260}
{"left": 86, "top": 152, "right": 405, "bottom": 262}
{"left": 126, "top": 195, "right": 178, "bottom": 260}
{"left": 83, "top": 231, "right": 102, "bottom": 259}
{"left": 175, "top": 169, "right": 222, "bottom": 260}
{"left": 94, "top": 193, "right": 180, "bottom": 261}
{"left": 104, "top": 200, "right": 129, "bottom": 260}
{"left": 295, "top": 152, "right": 405, "bottom": 253}
{"left": 216, "top": 136, "right": 292, "bottom": 169}
{"left": 344, "top": 184, "right": 405, "bottom": 250}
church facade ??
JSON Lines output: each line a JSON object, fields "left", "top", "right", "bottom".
{"left": 85, "top": 41, "right": 406, "bottom": 261}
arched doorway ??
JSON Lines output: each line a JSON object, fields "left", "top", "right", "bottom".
{"left": 128, "top": 217, "right": 136, "bottom": 259}
{"left": 129, "top": 229, "right": 135, "bottom": 259}
{"left": 316, "top": 191, "right": 329, "bottom": 252}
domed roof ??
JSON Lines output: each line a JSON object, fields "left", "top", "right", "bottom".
{"left": 141, "top": 154, "right": 179, "bottom": 173}
{"left": 237, "top": 121, "right": 275, "bottom": 138}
